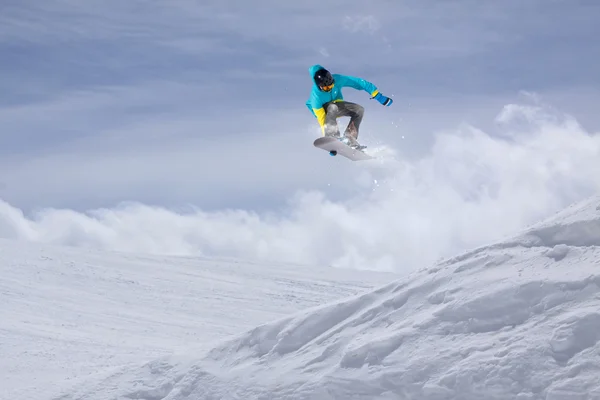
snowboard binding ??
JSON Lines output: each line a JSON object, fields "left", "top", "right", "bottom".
{"left": 339, "top": 136, "right": 366, "bottom": 151}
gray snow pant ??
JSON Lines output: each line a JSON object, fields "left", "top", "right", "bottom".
{"left": 323, "top": 101, "right": 364, "bottom": 142}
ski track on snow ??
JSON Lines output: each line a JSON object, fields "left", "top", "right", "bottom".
{"left": 53, "top": 196, "right": 600, "bottom": 400}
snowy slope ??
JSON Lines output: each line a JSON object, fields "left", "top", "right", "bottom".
{"left": 0, "top": 240, "right": 397, "bottom": 400}
{"left": 58, "top": 195, "right": 600, "bottom": 400}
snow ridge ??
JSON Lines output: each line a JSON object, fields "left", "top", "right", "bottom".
{"left": 57, "top": 196, "right": 600, "bottom": 400}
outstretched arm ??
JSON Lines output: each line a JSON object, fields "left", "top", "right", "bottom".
{"left": 335, "top": 74, "right": 393, "bottom": 106}
{"left": 335, "top": 74, "right": 379, "bottom": 97}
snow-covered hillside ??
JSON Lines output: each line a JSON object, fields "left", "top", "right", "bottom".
{"left": 58, "top": 195, "right": 600, "bottom": 400}
{"left": 0, "top": 241, "right": 397, "bottom": 400}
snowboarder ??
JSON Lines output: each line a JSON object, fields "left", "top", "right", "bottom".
{"left": 306, "top": 64, "right": 392, "bottom": 150}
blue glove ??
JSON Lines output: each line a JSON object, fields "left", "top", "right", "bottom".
{"left": 373, "top": 92, "right": 393, "bottom": 106}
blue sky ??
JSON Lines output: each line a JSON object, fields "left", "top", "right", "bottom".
{"left": 1, "top": 1, "right": 600, "bottom": 271}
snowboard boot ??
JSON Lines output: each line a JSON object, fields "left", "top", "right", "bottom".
{"left": 342, "top": 121, "right": 367, "bottom": 151}
{"left": 340, "top": 135, "right": 367, "bottom": 151}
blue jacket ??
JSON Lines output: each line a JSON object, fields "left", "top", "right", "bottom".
{"left": 306, "top": 64, "right": 380, "bottom": 133}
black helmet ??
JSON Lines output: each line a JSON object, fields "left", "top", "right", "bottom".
{"left": 313, "top": 68, "right": 334, "bottom": 90}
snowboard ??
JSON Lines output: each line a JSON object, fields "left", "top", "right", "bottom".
{"left": 313, "top": 136, "right": 374, "bottom": 161}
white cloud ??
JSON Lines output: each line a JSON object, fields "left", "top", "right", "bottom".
{"left": 1, "top": 100, "right": 599, "bottom": 273}
{"left": 342, "top": 15, "right": 381, "bottom": 34}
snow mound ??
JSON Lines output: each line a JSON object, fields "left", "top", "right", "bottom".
{"left": 57, "top": 196, "right": 600, "bottom": 400}
{"left": 1, "top": 239, "right": 395, "bottom": 400}
{"left": 517, "top": 195, "right": 600, "bottom": 248}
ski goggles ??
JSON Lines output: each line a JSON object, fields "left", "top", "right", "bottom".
{"left": 320, "top": 83, "right": 334, "bottom": 92}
